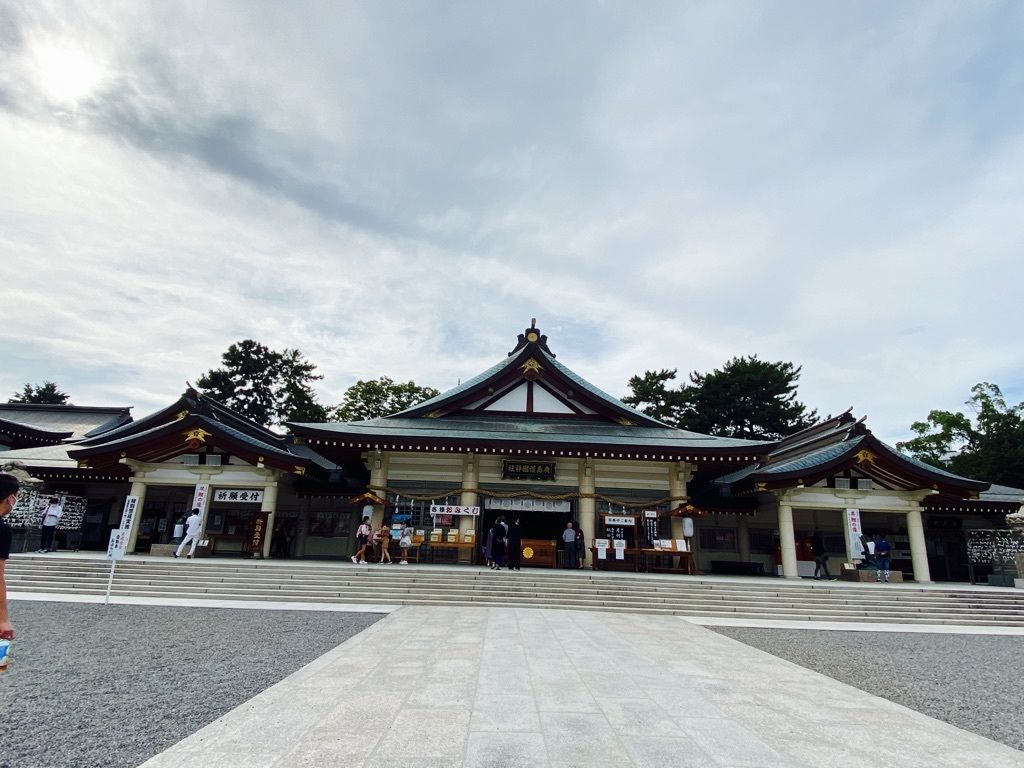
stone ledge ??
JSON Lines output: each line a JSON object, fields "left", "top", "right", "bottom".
{"left": 148, "top": 543, "right": 212, "bottom": 558}
{"left": 840, "top": 567, "right": 904, "bottom": 582}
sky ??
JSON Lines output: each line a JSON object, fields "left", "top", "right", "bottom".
{"left": 2, "top": 0, "right": 1022, "bottom": 446}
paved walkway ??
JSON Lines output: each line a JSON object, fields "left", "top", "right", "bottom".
{"left": 136, "top": 606, "right": 1024, "bottom": 768}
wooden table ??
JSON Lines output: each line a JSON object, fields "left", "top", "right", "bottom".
{"left": 639, "top": 548, "right": 697, "bottom": 575}
{"left": 426, "top": 541, "right": 478, "bottom": 564}
{"left": 589, "top": 546, "right": 643, "bottom": 571}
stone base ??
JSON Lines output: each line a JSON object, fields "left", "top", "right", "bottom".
{"left": 840, "top": 567, "right": 904, "bottom": 583}
{"left": 148, "top": 543, "right": 211, "bottom": 558}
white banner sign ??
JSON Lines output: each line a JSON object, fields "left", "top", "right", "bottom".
{"left": 192, "top": 483, "right": 210, "bottom": 513}
{"left": 119, "top": 495, "right": 138, "bottom": 532}
{"left": 845, "top": 508, "right": 863, "bottom": 560}
{"left": 429, "top": 504, "right": 480, "bottom": 517}
{"left": 213, "top": 489, "right": 264, "bottom": 504}
{"left": 107, "top": 528, "right": 128, "bottom": 560}
{"left": 605, "top": 516, "right": 635, "bottom": 526}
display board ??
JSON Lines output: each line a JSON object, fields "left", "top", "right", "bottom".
{"left": 600, "top": 513, "right": 638, "bottom": 547}
{"left": 966, "top": 529, "right": 1024, "bottom": 566}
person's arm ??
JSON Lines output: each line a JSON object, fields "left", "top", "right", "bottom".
{"left": 0, "top": 559, "right": 13, "bottom": 639}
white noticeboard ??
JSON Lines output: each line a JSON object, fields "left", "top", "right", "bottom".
{"left": 107, "top": 528, "right": 128, "bottom": 560}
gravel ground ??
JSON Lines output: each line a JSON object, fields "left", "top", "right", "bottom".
{"left": 0, "top": 601, "right": 382, "bottom": 768}
{"left": 713, "top": 627, "right": 1024, "bottom": 752}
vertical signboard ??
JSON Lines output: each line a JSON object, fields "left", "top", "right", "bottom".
{"left": 844, "top": 508, "right": 863, "bottom": 561}
{"left": 192, "top": 484, "right": 210, "bottom": 515}
{"left": 119, "top": 495, "right": 138, "bottom": 534}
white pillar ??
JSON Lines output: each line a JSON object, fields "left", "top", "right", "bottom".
{"left": 778, "top": 503, "right": 798, "bottom": 579}
{"left": 668, "top": 462, "right": 688, "bottom": 540}
{"left": 459, "top": 454, "right": 478, "bottom": 536}
{"left": 906, "top": 507, "right": 931, "bottom": 583}
{"left": 368, "top": 451, "right": 388, "bottom": 530}
{"left": 578, "top": 459, "right": 596, "bottom": 554}
{"left": 260, "top": 482, "right": 278, "bottom": 559}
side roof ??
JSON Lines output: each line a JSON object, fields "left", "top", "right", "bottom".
{"left": 0, "top": 403, "right": 132, "bottom": 443}
{"left": 716, "top": 411, "right": 990, "bottom": 496}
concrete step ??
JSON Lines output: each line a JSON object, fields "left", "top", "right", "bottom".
{"left": 9, "top": 556, "right": 1024, "bottom": 626}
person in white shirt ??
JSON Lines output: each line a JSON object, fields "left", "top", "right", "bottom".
{"left": 174, "top": 508, "right": 203, "bottom": 559}
{"left": 38, "top": 496, "right": 63, "bottom": 553}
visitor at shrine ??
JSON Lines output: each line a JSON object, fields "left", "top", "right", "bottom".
{"left": 875, "top": 534, "right": 892, "bottom": 583}
{"left": 38, "top": 496, "right": 63, "bottom": 553}
{"left": 174, "top": 508, "right": 202, "bottom": 559}
{"left": 562, "top": 522, "right": 576, "bottom": 569}
{"left": 351, "top": 516, "right": 371, "bottom": 564}
{"left": 506, "top": 516, "right": 522, "bottom": 571}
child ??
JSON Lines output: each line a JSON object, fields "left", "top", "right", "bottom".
{"left": 378, "top": 523, "right": 393, "bottom": 563}
{"left": 351, "top": 516, "right": 371, "bottom": 564}
{"left": 399, "top": 524, "right": 414, "bottom": 564}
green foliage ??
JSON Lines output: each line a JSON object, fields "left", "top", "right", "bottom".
{"left": 195, "top": 340, "right": 327, "bottom": 427}
{"left": 897, "top": 383, "right": 1024, "bottom": 486}
{"left": 331, "top": 377, "right": 440, "bottom": 421}
{"left": 623, "top": 356, "right": 817, "bottom": 440}
{"left": 9, "top": 381, "right": 71, "bottom": 404}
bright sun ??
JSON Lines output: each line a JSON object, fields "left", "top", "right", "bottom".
{"left": 35, "top": 44, "right": 104, "bottom": 104}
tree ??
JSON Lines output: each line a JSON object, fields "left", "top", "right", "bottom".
{"left": 331, "top": 377, "right": 440, "bottom": 421}
{"left": 623, "top": 356, "right": 817, "bottom": 440}
{"left": 897, "top": 382, "right": 1024, "bottom": 486}
{"left": 195, "top": 340, "right": 327, "bottom": 427}
{"left": 9, "top": 381, "right": 71, "bottom": 404}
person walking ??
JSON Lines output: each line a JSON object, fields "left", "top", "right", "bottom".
{"left": 812, "top": 531, "right": 831, "bottom": 579}
{"left": 0, "top": 473, "right": 19, "bottom": 643}
{"left": 38, "top": 496, "right": 63, "bottom": 553}
{"left": 378, "top": 523, "right": 393, "bottom": 563}
{"left": 506, "top": 516, "right": 522, "bottom": 571}
{"left": 352, "top": 516, "right": 371, "bottom": 564}
{"left": 875, "top": 533, "right": 892, "bottom": 583}
{"left": 562, "top": 522, "right": 576, "bottom": 569}
{"left": 573, "top": 521, "right": 586, "bottom": 569}
{"left": 399, "top": 524, "right": 414, "bottom": 564}
{"left": 174, "top": 508, "right": 203, "bottom": 558}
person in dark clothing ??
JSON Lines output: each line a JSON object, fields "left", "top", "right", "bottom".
{"left": 562, "top": 522, "right": 576, "bottom": 569}
{"left": 506, "top": 516, "right": 522, "bottom": 571}
{"left": 875, "top": 534, "right": 892, "bottom": 583}
{"left": 573, "top": 521, "right": 586, "bottom": 569}
{"left": 811, "top": 531, "right": 831, "bottom": 579}
{"left": 489, "top": 517, "right": 507, "bottom": 570}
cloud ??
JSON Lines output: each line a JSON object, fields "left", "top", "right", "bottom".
{"left": 2, "top": 1, "right": 1023, "bottom": 450}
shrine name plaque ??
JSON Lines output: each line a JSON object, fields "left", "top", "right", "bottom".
{"left": 502, "top": 459, "right": 556, "bottom": 481}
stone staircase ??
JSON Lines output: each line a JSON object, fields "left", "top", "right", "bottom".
{"left": 8, "top": 555, "right": 1024, "bottom": 626}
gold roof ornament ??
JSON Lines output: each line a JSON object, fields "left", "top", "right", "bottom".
{"left": 520, "top": 358, "right": 543, "bottom": 374}
{"left": 855, "top": 449, "right": 877, "bottom": 465}
{"left": 175, "top": 410, "right": 189, "bottom": 420}
{"left": 184, "top": 428, "right": 213, "bottom": 444}
{"left": 184, "top": 427, "right": 213, "bottom": 451}
{"left": 615, "top": 417, "right": 635, "bottom": 426}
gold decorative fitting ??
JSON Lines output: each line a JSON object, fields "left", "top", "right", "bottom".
{"left": 526, "top": 331, "right": 539, "bottom": 343}
{"left": 755, "top": 482, "right": 767, "bottom": 491}
{"left": 184, "top": 427, "right": 212, "bottom": 444}
{"left": 293, "top": 466, "right": 306, "bottom": 476}
{"left": 175, "top": 409, "right": 189, "bottom": 420}
{"left": 855, "top": 449, "right": 877, "bottom": 465}
{"left": 520, "top": 358, "right": 543, "bottom": 374}
{"left": 425, "top": 410, "right": 443, "bottom": 419}
{"left": 615, "top": 417, "right": 635, "bottom": 427}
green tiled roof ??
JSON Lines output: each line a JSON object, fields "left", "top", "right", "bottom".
{"left": 295, "top": 415, "right": 770, "bottom": 452}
